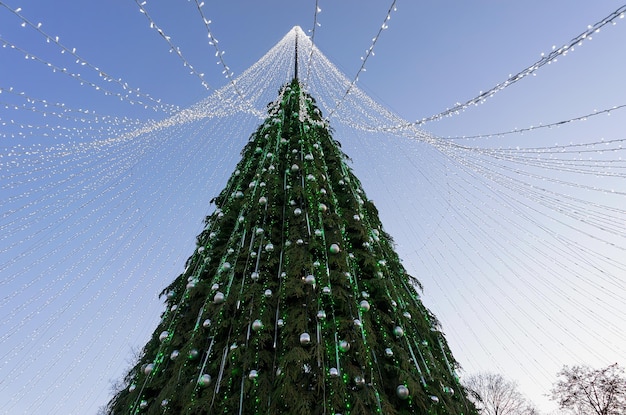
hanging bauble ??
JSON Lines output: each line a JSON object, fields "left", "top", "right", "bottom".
{"left": 329, "top": 244, "right": 340, "bottom": 254}
{"left": 396, "top": 385, "right": 410, "bottom": 399}
{"left": 139, "top": 400, "right": 148, "bottom": 409}
{"left": 249, "top": 181, "right": 256, "bottom": 188}
{"left": 314, "top": 229, "right": 322, "bottom": 237}
{"left": 361, "top": 291, "right": 370, "bottom": 299}
{"left": 378, "top": 259, "right": 387, "bottom": 267}
{"left": 320, "top": 188, "right": 327, "bottom": 195}
{"left": 291, "top": 148, "right": 298, "bottom": 154}
{"left": 144, "top": 363, "right": 154, "bottom": 375}
{"left": 294, "top": 208, "right": 302, "bottom": 216}
{"left": 252, "top": 319, "right": 264, "bottom": 331}
{"left": 277, "top": 319, "right": 284, "bottom": 327}
{"left": 214, "top": 292, "right": 225, "bottom": 304}
{"left": 443, "top": 386, "right": 455, "bottom": 395}
{"left": 359, "top": 300, "right": 370, "bottom": 312}
{"left": 338, "top": 340, "right": 350, "bottom": 352}
{"left": 317, "top": 310, "right": 326, "bottom": 319}
{"left": 300, "top": 332, "right": 311, "bottom": 345}
{"left": 313, "top": 143, "right": 319, "bottom": 149}
{"left": 329, "top": 367, "right": 339, "bottom": 377}
{"left": 353, "top": 214, "right": 360, "bottom": 221}
{"left": 265, "top": 243, "right": 274, "bottom": 252}
{"left": 197, "top": 246, "right": 205, "bottom": 254}
{"left": 209, "top": 232, "right": 216, "bottom": 239}
{"left": 280, "top": 272, "right": 287, "bottom": 278}
{"left": 217, "top": 212, "right": 224, "bottom": 219}
{"left": 159, "top": 331, "right": 169, "bottom": 342}
{"left": 188, "top": 349, "right": 199, "bottom": 360}
{"left": 203, "top": 319, "right": 211, "bottom": 328}
{"left": 211, "top": 283, "right": 219, "bottom": 291}
{"left": 198, "top": 374, "right": 211, "bottom": 386}
{"left": 305, "top": 153, "right": 314, "bottom": 160}
{"left": 296, "top": 239, "right": 304, "bottom": 245}
{"left": 403, "top": 312, "right": 412, "bottom": 319}
{"left": 306, "top": 174, "right": 316, "bottom": 181}
{"left": 186, "top": 281, "right": 196, "bottom": 289}
{"left": 393, "top": 326, "right": 404, "bottom": 338}
{"left": 256, "top": 228, "right": 264, "bottom": 235}
{"left": 385, "top": 348, "right": 393, "bottom": 357}
{"left": 235, "top": 169, "right": 241, "bottom": 176}
{"left": 304, "top": 275, "right": 316, "bottom": 285}
{"left": 313, "top": 260, "right": 321, "bottom": 267}
{"left": 269, "top": 164, "right": 275, "bottom": 171}
{"left": 170, "top": 304, "right": 178, "bottom": 311}
{"left": 264, "top": 289, "right": 272, "bottom": 298}
{"left": 291, "top": 164, "right": 300, "bottom": 172}
{"left": 248, "top": 370, "right": 259, "bottom": 380}
{"left": 391, "top": 300, "right": 398, "bottom": 307}
{"left": 166, "top": 291, "right": 175, "bottom": 299}
{"left": 259, "top": 196, "right": 267, "bottom": 205}
{"left": 430, "top": 395, "right": 439, "bottom": 403}
{"left": 221, "top": 262, "right": 231, "bottom": 272}
{"left": 266, "top": 152, "right": 273, "bottom": 158}
{"left": 238, "top": 216, "right": 245, "bottom": 223}
{"left": 319, "top": 203, "right": 327, "bottom": 212}
{"left": 170, "top": 350, "right": 180, "bottom": 360}
{"left": 290, "top": 200, "right": 297, "bottom": 206}
{"left": 235, "top": 191, "right": 244, "bottom": 199}
{"left": 128, "top": 384, "right": 136, "bottom": 392}
{"left": 284, "top": 240, "right": 292, "bottom": 247}
{"left": 353, "top": 319, "right": 362, "bottom": 327}
{"left": 250, "top": 251, "right": 257, "bottom": 258}
{"left": 161, "top": 399, "right": 169, "bottom": 407}
{"left": 354, "top": 376, "right": 365, "bottom": 387}
{"left": 260, "top": 181, "right": 266, "bottom": 187}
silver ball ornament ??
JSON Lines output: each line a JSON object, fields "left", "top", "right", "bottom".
{"left": 248, "top": 370, "right": 258, "bottom": 380}
{"left": 396, "top": 385, "right": 410, "bottom": 399}
{"left": 264, "top": 289, "right": 272, "bottom": 298}
{"left": 170, "top": 350, "right": 180, "bottom": 360}
{"left": 198, "top": 374, "right": 211, "bottom": 386}
{"left": 430, "top": 395, "right": 440, "bottom": 403}
{"left": 144, "top": 363, "right": 154, "bottom": 375}
{"left": 159, "top": 331, "right": 169, "bottom": 342}
{"left": 304, "top": 275, "right": 316, "bottom": 285}
{"left": 385, "top": 348, "right": 393, "bottom": 357}
{"left": 300, "top": 332, "right": 311, "bottom": 345}
{"left": 203, "top": 319, "right": 211, "bottom": 328}
{"left": 251, "top": 271, "right": 259, "bottom": 281}
{"left": 338, "top": 340, "right": 350, "bottom": 352}
{"left": 329, "top": 243, "right": 340, "bottom": 254}
{"left": 213, "top": 292, "right": 225, "bottom": 304}
{"left": 188, "top": 349, "right": 199, "bottom": 360}
{"left": 252, "top": 319, "right": 264, "bottom": 331}
{"left": 329, "top": 367, "right": 339, "bottom": 377}
{"left": 393, "top": 326, "right": 404, "bottom": 338}
{"left": 359, "top": 300, "right": 370, "bottom": 312}
{"left": 354, "top": 376, "right": 365, "bottom": 387}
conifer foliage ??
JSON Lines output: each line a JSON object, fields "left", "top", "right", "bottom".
{"left": 107, "top": 80, "right": 477, "bottom": 415}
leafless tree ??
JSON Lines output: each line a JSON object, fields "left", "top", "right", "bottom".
{"left": 550, "top": 363, "right": 626, "bottom": 415}
{"left": 464, "top": 372, "right": 540, "bottom": 415}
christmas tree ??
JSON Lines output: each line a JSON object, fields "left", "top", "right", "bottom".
{"left": 106, "top": 67, "right": 477, "bottom": 414}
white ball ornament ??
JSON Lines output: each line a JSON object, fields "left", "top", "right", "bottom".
{"left": 353, "top": 319, "right": 362, "bottom": 327}
{"left": 166, "top": 291, "right": 175, "bottom": 299}
{"left": 393, "top": 326, "right": 404, "bottom": 338}
{"left": 256, "top": 228, "right": 264, "bottom": 235}
{"left": 221, "top": 262, "right": 231, "bottom": 272}
{"left": 159, "top": 331, "right": 169, "bottom": 342}
{"left": 198, "top": 374, "right": 211, "bottom": 386}
{"left": 320, "top": 188, "right": 327, "bottom": 195}
{"left": 197, "top": 246, "right": 205, "bottom": 254}
{"left": 306, "top": 174, "right": 315, "bottom": 181}
{"left": 329, "top": 244, "right": 340, "bottom": 254}
{"left": 359, "top": 300, "right": 370, "bottom": 312}
{"left": 305, "top": 153, "right": 314, "bottom": 160}
{"left": 214, "top": 291, "right": 225, "bottom": 304}
{"left": 314, "top": 229, "right": 322, "bottom": 237}
{"left": 235, "top": 190, "right": 244, "bottom": 199}
{"left": 144, "top": 363, "right": 154, "bottom": 375}
{"left": 264, "top": 289, "right": 273, "bottom": 298}
{"left": 313, "top": 260, "right": 321, "bottom": 267}
{"left": 300, "top": 332, "right": 311, "bottom": 345}
{"left": 259, "top": 196, "right": 267, "bottom": 205}
{"left": 294, "top": 208, "right": 302, "bottom": 216}
{"left": 396, "top": 385, "right": 410, "bottom": 399}
{"left": 227, "top": 248, "right": 235, "bottom": 254}
{"left": 296, "top": 239, "right": 304, "bottom": 245}
{"left": 235, "top": 169, "right": 241, "bottom": 176}
{"left": 248, "top": 181, "right": 256, "bottom": 188}
{"left": 252, "top": 319, "right": 264, "bottom": 331}
{"left": 291, "top": 164, "right": 300, "bottom": 172}
{"left": 322, "top": 286, "right": 331, "bottom": 294}
{"left": 211, "top": 283, "right": 219, "bottom": 291}
{"left": 277, "top": 319, "right": 284, "bottom": 327}
{"left": 161, "top": 399, "right": 169, "bottom": 407}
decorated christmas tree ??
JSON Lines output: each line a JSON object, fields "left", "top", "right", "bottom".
{"left": 106, "top": 71, "right": 477, "bottom": 414}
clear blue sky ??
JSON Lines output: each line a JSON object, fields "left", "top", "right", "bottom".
{"left": 1, "top": 1, "right": 625, "bottom": 413}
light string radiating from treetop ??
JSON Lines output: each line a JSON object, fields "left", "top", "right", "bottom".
{"left": 440, "top": 102, "right": 626, "bottom": 140}
{"left": 0, "top": 1, "right": 179, "bottom": 115}
{"left": 393, "top": 4, "right": 626, "bottom": 127}
{"left": 133, "top": 0, "right": 213, "bottom": 91}
{"left": 303, "top": 0, "right": 321, "bottom": 86}
{"left": 324, "top": 0, "right": 398, "bottom": 121}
